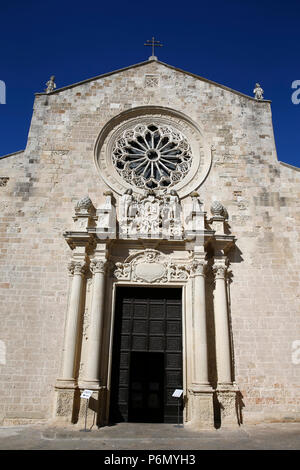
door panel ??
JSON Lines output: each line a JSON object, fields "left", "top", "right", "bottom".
{"left": 109, "top": 287, "right": 183, "bottom": 423}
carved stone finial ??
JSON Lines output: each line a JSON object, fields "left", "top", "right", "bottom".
{"left": 253, "top": 83, "right": 264, "bottom": 100}
{"left": 75, "top": 195, "right": 94, "bottom": 214}
{"left": 45, "top": 75, "right": 56, "bottom": 93}
{"left": 211, "top": 200, "right": 225, "bottom": 217}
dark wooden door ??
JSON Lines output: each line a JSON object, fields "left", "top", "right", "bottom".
{"left": 109, "top": 287, "right": 183, "bottom": 423}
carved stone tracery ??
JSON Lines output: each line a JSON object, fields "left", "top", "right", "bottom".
{"left": 112, "top": 123, "right": 193, "bottom": 191}
{"left": 94, "top": 109, "right": 212, "bottom": 198}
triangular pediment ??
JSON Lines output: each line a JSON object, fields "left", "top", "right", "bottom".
{"left": 35, "top": 59, "right": 266, "bottom": 102}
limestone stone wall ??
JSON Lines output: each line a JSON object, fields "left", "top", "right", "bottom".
{"left": 0, "top": 60, "right": 299, "bottom": 424}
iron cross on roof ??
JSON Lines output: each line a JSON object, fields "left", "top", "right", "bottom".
{"left": 144, "top": 37, "right": 163, "bottom": 59}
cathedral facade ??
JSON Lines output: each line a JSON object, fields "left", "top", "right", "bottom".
{"left": 0, "top": 58, "right": 299, "bottom": 428}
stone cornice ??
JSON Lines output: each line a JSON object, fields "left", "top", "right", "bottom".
{"left": 279, "top": 161, "right": 300, "bottom": 172}
{"left": 63, "top": 231, "right": 94, "bottom": 249}
{"left": 0, "top": 150, "right": 24, "bottom": 160}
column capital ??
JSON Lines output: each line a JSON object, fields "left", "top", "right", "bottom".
{"left": 192, "top": 258, "right": 207, "bottom": 276}
{"left": 67, "top": 260, "right": 87, "bottom": 276}
{"left": 90, "top": 258, "right": 107, "bottom": 274}
{"left": 212, "top": 259, "right": 228, "bottom": 280}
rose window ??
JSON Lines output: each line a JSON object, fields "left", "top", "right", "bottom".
{"left": 112, "top": 123, "right": 193, "bottom": 190}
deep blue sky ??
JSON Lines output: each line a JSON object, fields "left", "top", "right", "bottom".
{"left": 0, "top": 0, "right": 299, "bottom": 167}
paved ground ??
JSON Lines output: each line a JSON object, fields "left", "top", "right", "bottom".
{"left": 0, "top": 422, "right": 299, "bottom": 450}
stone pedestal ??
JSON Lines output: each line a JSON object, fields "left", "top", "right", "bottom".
{"left": 54, "top": 388, "right": 78, "bottom": 423}
{"left": 217, "top": 385, "right": 239, "bottom": 427}
{"left": 77, "top": 389, "right": 105, "bottom": 429}
{"left": 188, "top": 386, "right": 214, "bottom": 429}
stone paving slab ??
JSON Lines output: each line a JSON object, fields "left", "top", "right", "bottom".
{"left": 0, "top": 422, "right": 299, "bottom": 450}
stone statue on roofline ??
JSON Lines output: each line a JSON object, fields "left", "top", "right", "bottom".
{"left": 253, "top": 83, "right": 264, "bottom": 100}
{"left": 45, "top": 75, "right": 56, "bottom": 93}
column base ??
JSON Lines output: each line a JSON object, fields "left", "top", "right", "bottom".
{"left": 54, "top": 385, "right": 106, "bottom": 426}
{"left": 216, "top": 383, "right": 240, "bottom": 427}
{"left": 187, "top": 384, "right": 214, "bottom": 429}
{"left": 55, "top": 378, "right": 77, "bottom": 389}
{"left": 78, "top": 380, "right": 103, "bottom": 391}
{"left": 54, "top": 388, "right": 78, "bottom": 422}
{"left": 77, "top": 387, "right": 107, "bottom": 428}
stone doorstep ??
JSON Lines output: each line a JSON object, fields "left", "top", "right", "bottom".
{"left": 41, "top": 424, "right": 248, "bottom": 441}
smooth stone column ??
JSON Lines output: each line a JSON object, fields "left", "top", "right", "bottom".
{"left": 83, "top": 259, "right": 107, "bottom": 389}
{"left": 59, "top": 260, "right": 86, "bottom": 386}
{"left": 213, "top": 259, "right": 232, "bottom": 385}
{"left": 213, "top": 258, "right": 238, "bottom": 426}
{"left": 188, "top": 257, "right": 214, "bottom": 430}
{"left": 192, "top": 259, "right": 210, "bottom": 386}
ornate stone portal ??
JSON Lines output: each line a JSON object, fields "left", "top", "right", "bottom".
{"left": 55, "top": 185, "right": 239, "bottom": 429}
{"left": 56, "top": 109, "right": 238, "bottom": 428}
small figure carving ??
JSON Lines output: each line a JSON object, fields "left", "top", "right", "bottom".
{"left": 121, "top": 188, "right": 134, "bottom": 218}
{"left": 167, "top": 189, "right": 179, "bottom": 220}
{"left": 253, "top": 83, "right": 264, "bottom": 100}
{"left": 190, "top": 191, "right": 203, "bottom": 213}
{"left": 139, "top": 191, "right": 161, "bottom": 234}
{"left": 118, "top": 188, "right": 183, "bottom": 239}
{"left": 45, "top": 75, "right": 56, "bottom": 93}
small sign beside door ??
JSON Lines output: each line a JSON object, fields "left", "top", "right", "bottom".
{"left": 80, "top": 389, "right": 93, "bottom": 399}
{"left": 172, "top": 389, "right": 183, "bottom": 398}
